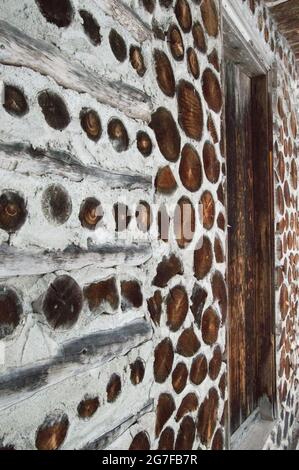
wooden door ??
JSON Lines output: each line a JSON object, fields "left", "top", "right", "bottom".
{"left": 225, "top": 62, "right": 275, "bottom": 435}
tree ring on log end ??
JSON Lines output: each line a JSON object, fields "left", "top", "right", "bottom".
{"left": 3, "top": 85, "right": 29, "bottom": 117}
{"left": 150, "top": 107, "right": 181, "bottom": 162}
{"left": 166, "top": 285, "right": 188, "bottom": 331}
{"left": 42, "top": 275, "right": 83, "bottom": 329}
{"left": 137, "top": 131, "right": 152, "bottom": 157}
{"left": 177, "top": 80, "right": 203, "bottom": 141}
{"left": 200, "top": 0, "right": 219, "bottom": 38}
{"left": 202, "top": 69, "right": 222, "bottom": 113}
{"left": 168, "top": 25, "right": 184, "bottom": 61}
{"left": 108, "top": 119, "right": 129, "bottom": 152}
{"left": 190, "top": 353, "right": 208, "bottom": 385}
{"left": 179, "top": 144, "right": 202, "bottom": 192}
{"left": 187, "top": 48, "right": 200, "bottom": 79}
{"left": 109, "top": 29, "right": 127, "bottom": 62}
{"left": 172, "top": 362, "right": 188, "bottom": 394}
{"left": 0, "top": 191, "right": 27, "bottom": 233}
{"left": 175, "top": 0, "right": 192, "bottom": 33}
{"left": 80, "top": 108, "right": 102, "bottom": 141}
{"left": 154, "top": 337, "right": 174, "bottom": 383}
{"left": 35, "top": 412, "right": 69, "bottom": 450}
{"left": 192, "top": 22, "right": 207, "bottom": 53}
{"left": 154, "top": 49, "right": 175, "bottom": 97}
{"left": 201, "top": 191, "right": 215, "bottom": 230}
{"left": 155, "top": 166, "right": 177, "bottom": 194}
{"left": 79, "top": 197, "right": 103, "bottom": 230}
{"left": 130, "top": 46, "right": 146, "bottom": 77}
{"left": 194, "top": 235, "right": 213, "bottom": 279}
{"left": 203, "top": 141, "right": 220, "bottom": 183}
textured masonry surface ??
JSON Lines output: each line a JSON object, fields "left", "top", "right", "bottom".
{"left": 0, "top": 0, "right": 298, "bottom": 450}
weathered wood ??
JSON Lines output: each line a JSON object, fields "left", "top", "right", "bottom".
{"left": 225, "top": 62, "right": 275, "bottom": 435}
{"left": 96, "top": 0, "right": 153, "bottom": 43}
{"left": 0, "top": 20, "right": 152, "bottom": 121}
{"left": 83, "top": 400, "right": 154, "bottom": 450}
{"left": 0, "top": 319, "right": 152, "bottom": 409}
{"left": 226, "top": 62, "right": 255, "bottom": 434}
{"left": 0, "top": 142, "right": 152, "bottom": 190}
{"left": 223, "top": 0, "right": 274, "bottom": 75}
{"left": 0, "top": 241, "right": 152, "bottom": 278}
{"left": 251, "top": 74, "right": 276, "bottom": 414}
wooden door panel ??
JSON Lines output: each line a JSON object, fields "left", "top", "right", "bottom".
{"left": 226, "top": 63, "right": 275, "bottom": 435}
{"left": 226, "top": 63, "right": 256, "bottom": 433}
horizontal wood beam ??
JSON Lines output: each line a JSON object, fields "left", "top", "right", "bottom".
{"left": 83, "top": 400, "right": 154, "bottom": 450}
{"left": 0, "top": 319, "right": 152, "bottom": 410}
{"left": 97, "top": 0, "right": 153, "bottom": 43}
{"left": 0, "top": 142, "right": 152, "bottom": 190}
{"left": 0, "top": 20, "right": 152, "bottom": 122}
{"left": 0, "top": 241, "right": 152, "bottom": 278}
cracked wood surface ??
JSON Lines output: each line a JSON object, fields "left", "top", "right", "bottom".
{"left": 0, "top": 20, "right": 153, "bottom": 121}
{"left": 0, "top": 242, "right": 152, "bottom": 278}
{"left": 0, "top": 318, "right": 152, "bottom": 410}
{"left": 97, "top": 0, "right": 153, "bottom": 43}
{"left": 82, "top": 400, "right": 154, "bottom": 450}
{"left": 0, "top": 142, "right": 152, "bottom": 190}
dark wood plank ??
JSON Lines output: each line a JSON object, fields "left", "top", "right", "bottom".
{"left": 225, "top": 63, "right": 275, "bottom": 435}
{"left": 225, "top": 62, "right": 247, "bottom": 433}
{"left": 241, "top": 70, "right": 256, "bottom": 420}
{"left": 251, "top": 75, "right": 275, "bottom": 412}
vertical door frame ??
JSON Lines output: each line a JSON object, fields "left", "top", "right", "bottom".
{"left": 221, "top": 0, "right": 277, "bottom": 449}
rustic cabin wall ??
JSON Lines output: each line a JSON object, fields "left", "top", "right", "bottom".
{"left": 0, "top": 0, "right": 226, "bottom": 451}
{"left": 238, "top": 0, "right": 299, "bottom": 450}
{"left": 0, "top": 0, "right": 297, "bottom": 451}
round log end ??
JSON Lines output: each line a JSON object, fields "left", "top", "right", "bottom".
{"left": 109, "top": 29, "right": 127, "bottom": 62}
{"left": 0, "top": 286, "right": 22, "bottom": 339}
{"left": 108, "top": 119, "right": 129, "bottom": 152}
{"left": 79, "top": 10, "right": 101, "bottom": 46}
{"left": 38, "top": 90, "right": 70, "bottom": 130}
{"left": 35, "top": 412, "right": 69, "bottom": 450}
{"left": 77, "top": 396, "right": 99, "bottom": 419}
{"left": 106, "top": 373, "right": 121, "bottom": 403}
{"left": 42, "top": 275, "right": 83, "bottom": 329}
{"left": 42, "top": 184, "right": 72, "bottom": 226}
{"left": 80, "top": 108, "right": 102, "bottom": 141}
{"left": 0, "top": 191, "right": 27, "bottom": 233}
{"left": 35, "top": 0, "right": 74, "bottom": 28}
{"left": 3, "top": 85, "right": 28, "bottom": 117}
{"left": 79, "top": 197, "right": 103, "bottom": 230}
